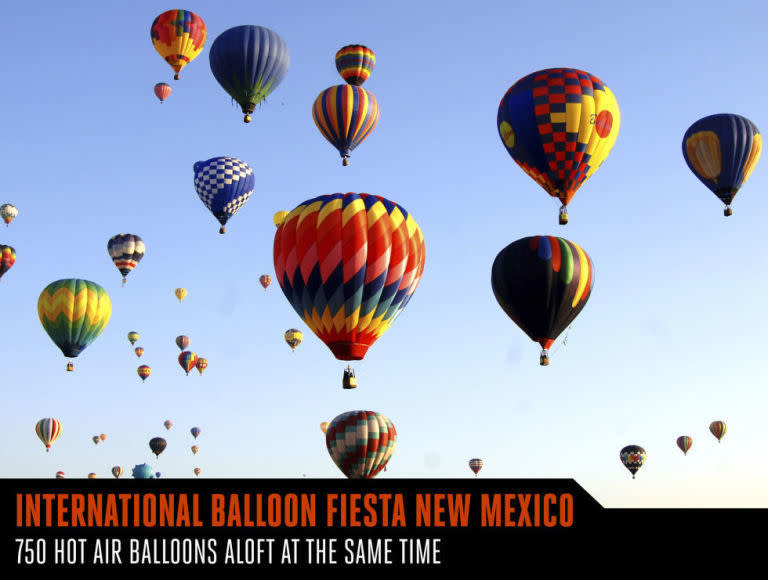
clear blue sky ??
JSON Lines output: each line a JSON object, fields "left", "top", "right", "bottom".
{"left": 1, "top": 0, "right": 767, "bottom": 508}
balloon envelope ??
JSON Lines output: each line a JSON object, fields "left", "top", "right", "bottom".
{"left": 127, "top": 331, "right": 140, "bottom": 345}
{"left": 208, "top": 25, "right": 290, "bottom": 122}
{"left": 274, "top": 193, "right": 426, "bottom": 361}
{"left": 191, "top": 427, "right": 201, "bottom": 439}
{"left": 682, "top": 113, "right": 761, "bottom": 214}
{"left": 284, "top": 329, "right": 303, "bottom": 350}
{"left": 335, "top": 45, "right": 375, "bottom": 86}
{"left": 108, "top": 234, "right": 145, "bottom": 284}
{"left": 36, "top": 418, "right": 62, "bottom": 452}
{"left": 138, "top": 365, "right": 151, "bottom": 381}
{"left": 193, "top": 157, "right": 255, "bottom": 233}
{"left": 112, "top": 466, "right": 123, "bottom": 478}
{"left": 259, "top": 274, "right": 272, "bottom": 290}
{"left": 178, "top": 351, "right": 198, "bottom": 375}
{"left": 149, "top": 437, "right": 167, "bottom": 457}
{"left": 676, "top": 436, "right": 693, "bottom": 455}
{"left": 0, "top": 245, "right": 16, "bottom": 281}
{"left": 176, "top": 335, "right": 190, "bottom": 351}
{"left": 0, "top": 203, "right": 17, "bottom": 225}
{"left": 132, "top": 463, "right": 155, "bottom": 479}
{"left": 469, "top": 458, "right": 483, "bottom": 475}
{"left": 164, "top": 420, "right": 173, "bottom": 430}
{"left": 312, "top": 85, "right": 379, "bottom": 165}
{"left": 154, "top": 82, "right": 172, "bottom": 102}
{"left": 620, "top": 445, "right": 646, "bottom": 478}
{"left": 150, "top": 10, "right": 207, "bottom": 80}
{"left": 325, "top": 410, "right": 397, "bottom": 479}
{"left": 175, "top": 288, "right": 187, "bottom": 302}
{"left": 710, "top": 421, "right": 727, "bottom": 442}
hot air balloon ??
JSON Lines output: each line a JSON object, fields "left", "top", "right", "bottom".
{"left": 343, "top": 366, "right": 357, "bottom": 389}
{"left": 676, "top": 436, "right": 693, "bottom": 456}
{"left": 193, "top": 157, "right": 255, "bottom": 234}
{"left": 320, "top": 422, "right": 329, "bottom": 434}
{"left": 491, "top": 236, "right": 594, "bottom": 366}
{"left": 135, "top": 347, "right": 144, "bottom": 358}
{"left": 313, "top": 85, "right": 380, "bottom": 166}
{"left": 154, "top": 82, "right": 172, "bottom": 103}
{"left": 92, "top": 435, "right": 100, "bottom": 445}
{"left": 469, "top": 458, "right": 483, "bottom": 476}
{"left": 710, "top": 421, "right": 727, "bottom": 443}
{"left": 132, "top": 463, "right": 155, "bottom": 479}
{"left": 497, "top": 68, "right": 620, "bottom": 224}
{"left": 335, "top": 45, "right": 375, "bottom": 86}
{"left": 208, "top": 25, "right": 290, "bottom": 123}
{"left": 164, "top": 420, "right": 173, "bottom": 430}
{"left": 0, "top": 245, "right": 15, "bottom": 282}
{"left": 38, "top": 279, "right": 112, "bottom": 371}
{"left": 194, "top": 467, "right": 201, "bottom": 477}
{"left": 137, "top": 365, "right": 151, "bottom": 382}
{"left": 196, "top": 358, "right": 208, "bottom": 375}
{"left": 88, "top": 473, "right": 97, "bottom": 479}
{"left": 149, "top": 437, "right": 167, "bottom": 458}
{"left": 620, "top": 445, "right": 646, "bottom": 479}
{"left": 191, "top": 445, "right": 199, "bottom": 454}
{"left": 100, "top": 433, "right": 107, "bottom": 442}
{"left": 128, "top": 331, "right": 140, "bottom": 345}
{"left": 191, "top": 427, "right": 201, "bottom": 439}
{"left": 150, "top": 10, "right": 207, "bottom": 80}
{"left": 155, "top": 472, "right": 162, "bottom": 479}
{"left": 55, "top": 471, "right": 65, "bottom": 479}
{"left": 178, "top": 351, "right": 198, "bottom": 375}
{"left": 108, "top": 234, "right": 145, "bottom": 286}
{"left": 273, "top": 211, "right": 289, "bottom": 227}
{"left": 175, "top": 335, "right": 190, "bottom": 351}
{"left": 326, "top": 411, "right": 396, "bottom": 479}
{"left": 0, "top": 203, "right": 17, "bottom": 226}
{"left": 259, "top": 274, "right": 272, "bottom": 290}
{"left": 175, "top": 288, "right": 187, "bottom": 302}
{"left": 274, "top": 193, "right": 426, "bottom": 361}
{"left": 284, "top": 329, "right": 303, "bottom": 351}
{"left": 112, "top": 466, "right": 123, "bottom": 479}
{"left": 35, "top": 418, "right": 62, "bottom": 452}
{"left": 682, "top": 114, "right": 761, "bottom": 216}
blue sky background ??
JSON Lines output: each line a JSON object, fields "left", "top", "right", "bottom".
{"left": 1, "top": 0, "right": 766, "bottom": 508}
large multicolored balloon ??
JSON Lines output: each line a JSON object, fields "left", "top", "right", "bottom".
{"left": 132, "top": 463, "right": 154, "bottom": 479}
{"left": 175, "top": 288, "right": 187, "bottom": 302}
{"left": 137, "top": 365, "right": 151, "bottom": 381}
{"left": 149, "top": 437, "right": 167, "bottom": 457}
{"left": 128, "top": 331, "right": 140, "bottom": 345}
{"left": 191, "top": 427, "right": 201, "bottom": 439}
{"left": 36, "top": 418, "right": 62, "bottom": 452}
{"left": 274, "top": 193, "right": 426, "bottom": 361}
{"left": 497, "top": 68, "right": 620, "bottom": 224}
{"left": 154, "top": 82, "right": 172, "bottom": 103}
{"left": 325, "top": 410, "right": 397, "bottom": 479}
{"left": 259, "top": 274, "right": 272, "bottom": 290}
{"left": 335, "top": 45, "right": 375, "bottom": 86}
{"left": 208, "top": 25, "right": 290, "bottom": 123}
{"left": 469, "top": 458, "right": 483, "bottom": 476}
{"left": 0, "top": 203, "right": 17, "bottom": 226}
{"left": 620, "top": 445, "right": 646, "bottom": 479}
{"left": 178, "top": 351, "right": 198, "bottom": 375}
{"left": 176, "top": 335, "right": 190, "bottom": 351}
{"left": 682, "top": 114, "right": 762, "bottom": 216}
{"left": 676, "top": 436, "right": 692, "bottom": 456}
{"left": 312, "top": 85, "right": 380, "bottom": 166}
{"left": 193, "top": 157, "right": 255, "bottom": 234}
{"left": 491, "top": 236, "right": 594, "bottom": 366}
{"left": 38, "top": 279, "right": 112, "bottom": 371}
{"left": 710, "top": 420, "right": 727, "bottom": 442}
{"left": 0, "top": 245, "right": 16, "bottom": 282}
{"left": 150, "top": 10, "right": 207, "bottom": 80}
{"left": 284, "top": 329, "right": 303, "bottom": 351}
{"left": 108, "top": 234, "right": 145, "bottom": 286}
{"left": 111, "top": 466, "right": 123, "bottom": 479}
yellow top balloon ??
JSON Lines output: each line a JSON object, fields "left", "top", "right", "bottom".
{"left": 150, "top": 10, "right": 207, "bottom": 80}
{"left": 273, "top": 210, "right": 289, "bottom": 227}
{"left": 175, "top": 288, "right": 187, "bottom": 302}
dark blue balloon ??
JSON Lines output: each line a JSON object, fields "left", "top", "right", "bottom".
{"left": 209, "top": 25, "right": 290, "bottom": 123}
{"left": 193, "top": 157, "right": 255, "bottom": 233}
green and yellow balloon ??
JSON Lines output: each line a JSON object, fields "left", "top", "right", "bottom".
{"left": 37, "top": 279, "right": 112, "bottom": 371}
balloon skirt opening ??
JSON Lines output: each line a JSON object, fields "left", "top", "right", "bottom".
{"left": 328, "top": 342, "right": 369, "bottom": 361}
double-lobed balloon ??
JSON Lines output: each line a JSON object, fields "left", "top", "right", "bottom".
{"left": 326, "top": 410, "right": 397, "bottom": 479}
{"left": 150, "top": 10, "right": 207, "bottom": 80}
{"left": 274, "top": 193, "right": 425, "bottom": 361}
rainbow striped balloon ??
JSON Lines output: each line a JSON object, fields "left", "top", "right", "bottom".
{"left": 37, "top": 279, "right": 112, "bottom": 369}
{"left": 274, "top": 193, "right": 425, "bottom": 361}
{"left": 326, "top": 410, "right": 397, "bottom": 479}
{"left": 35, "top": 418, "right": 63, "bottom": 452}
{"left": 335, "top": 45, "right": 375, "bottom": 86}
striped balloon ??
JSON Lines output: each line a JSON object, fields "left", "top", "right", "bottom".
{"left": 154, "top": 82, "right": 172, "bottom": 103}
{"left": 37, "top": 279, "right": 112, "bottom": 370}
{"left": 35, "top": 418, "right": 63, "bottom": 452}
{"left": 491, "top": 236, "right": 593, "bottom": 366}
{"left": 0, "top": 245, "right": 16, "bottom": 281}
{"left": 274, "top": 193, "right": 426, "bottom": 361}
{"left": 335, "top": 45, "right": 375, "bottom": 86}
{"left": 469, "top": 458, "right": 483, "bottom": 476}
{"left": 127, "top": 331, "right": 140, "bottom": 345}
{"left": 178, "top": 351, "right": 198, "bottom": 375}
{"left": 709, "top": 420, "right": 727, "bottom": 442}
{"left": 682, "top": 114, "right": 761, "bottom": 216}
{"left": 134, "top": 347, "right": 144, "bottom": 358}
{"left": 150, "top": 10, "right": 207, "bottom": 80}
{"left": 193, "top": 157, "right": 255, "bottom": 234}
{"left": 676, "top": 436, "right": 693, "bottom": 455}
{"left": 326, "top": 410, "right": 397, "bottom": 479}
{"left": 108, "top": 234, "right": 145, "bottom": 285}
{"left": 313, "top": 85, "right": 379, "bottom": 166}
{"left": 137, "top": 365, "right": 151, "bottom": 381}
{"left": 55, "top": 471, "right": 65, "bottom": 479}
{"left": 176, "top": 335, "right": 190, "bottom": 351}
{"left": 112, "top": 466, "right": 123, "bottom": 479}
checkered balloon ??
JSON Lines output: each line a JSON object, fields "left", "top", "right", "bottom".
{"left": 193, "top": 157, "right": 255, "bottom": 233}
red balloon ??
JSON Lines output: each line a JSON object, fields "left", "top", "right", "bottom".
{"left": 154, "top": 82, "right": 172, "bottom": 103}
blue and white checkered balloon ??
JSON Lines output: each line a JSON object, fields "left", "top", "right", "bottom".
{"left": 193, "top": 157, "right": 255, "bottom": 233}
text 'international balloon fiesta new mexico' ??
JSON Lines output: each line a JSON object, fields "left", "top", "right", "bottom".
{"left": 273, "top": 193, "right": 426, "bottom": 361}
{"left": 491, "top": 236, "right": 594, "bottom": 366}
{"left": 497, "top": 68, "right": 620, "bottom": 224}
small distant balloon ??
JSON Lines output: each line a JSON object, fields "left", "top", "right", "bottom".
{"left": 194, "top": 467, "right": 201, "bottom": 477}
{"left": 107, "top": 234, "right": 145, "bottom": 286}
{"left": 273, "top": 211, "right": 289, "bottom": 227}
{"left": 36, "top": 418, "right": 62, "bottom": 452}
{"left": 88, "top": 473, "right": 97, "bottom": 479}
{"left": 284, "top": 329, "right": 303, "bottom": 351}
{"left": 259, "top": 275, "right": 272, "bottom": 290}
{"left": 620, "top": 445, "right": 646, "bottom": 479}
{"left": 0, "top": 203, "right": 18, "bottom": 226}
{"left": 55, "top": 471, "right": 65, "bottom": 479}
{"left": 320, "top": 421, "right": 329, "bottom": 434}
{"left": 100, "top": 433, "right": 106, "bottom": 441}
{"left": 0, "top": 245, "right": 16, "bottom": 282}
{"left": 128, "top": 331, "right": 140, "bottom": 345}
{"left": 676, "top": 436, "right": 693, "bottom": 455}
{"left": 191, "top": 445, "right": 199, "bottom": 454}
{"left": 164, "top": 420, "right": 173, "bottom": 430}
{"left": 92, "top": 435, "right": 100, "bottom": 445}
{"left": 191, "top": 427, "right": 201, "bottom": 439}
{"left": 175, "top": 288, "right": 187, "bottom": 302}
{"left": 112, "top": 466, "right": 123, "bottom": 479}
{"left": 135, "top": 347, "right": 144, "bottom": 358}
{"left": 132, "top": 463, "right": 155, "bottom": 479}
{"left": 138, "top": 365, "right": 151, "bottom": 382}
{"left": 149, "top": 437, "right": 167, "bottom": 457}
{"left": 154, "top": 82, "right": 172, "bottom": 103}
{"left": 196, "top": 358, "right": 208, "bottom": 375}
{"left": 469, "top": 458, "right": 483, "bottom": 476}
{"left": 710, "top": 421, "right": 727, "bottom": 443}
{"left": 175, "top": 335, "right": 190, "bottom": 351}
{"left": 178, "top": 351, "right": 198, "bottom": 375}
{"left": 155, "top": 472, "right": 162, "bottom": 479}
